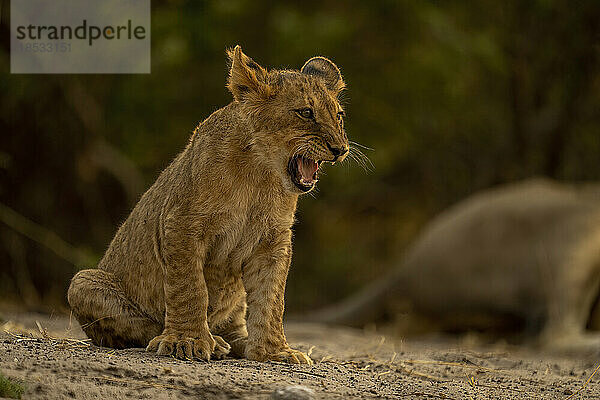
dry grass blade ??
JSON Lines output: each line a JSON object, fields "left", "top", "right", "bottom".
{"left": 565, "top": 363, "right": 600, "bottom": 400}
{"left": 4, "top": 330, "right": 38, "bottom": 342}
{"left": 320, "top": 355, "right": 333, "bottom": 363}
{"left": 466, "top": 375, "right": 477, "bottom": 387}
{"left": 4, "top": 323, "right": 91, "bottom": 349}
{"left": 80, "top": 313, "right": 121, "bottom": 329}
{"left": 35, "top": 320, "right": 48, "bottom": 338}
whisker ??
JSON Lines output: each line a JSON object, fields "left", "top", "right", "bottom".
{"left": 348, "top": 145, "right": 374, "bottom": 172}
{"left": 349, "top": 140, "right": 374, "bottom": 152}
{"left": 348, "top": 139, "right": 374, "bottom": 170}
{"left": 351, "top": 144, "right": 373, "bottom": 163}
{"left": 357, "top": 154, "right": 374, "bottom": 172}
{"left": 348, "top": 148, "right": 365, "bottom": 167}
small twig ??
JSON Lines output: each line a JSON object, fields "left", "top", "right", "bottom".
{"left": 398, "top": 391, "right": 452, "bottom": 399}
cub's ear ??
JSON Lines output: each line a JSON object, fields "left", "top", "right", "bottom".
{"left": 226, "top": 45, "right": 272, "bottom": 102}
{"left": 301, "top": 56, "right": 345, "bottom": 93}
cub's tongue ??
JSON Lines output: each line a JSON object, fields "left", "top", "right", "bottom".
{"left": 297, "top": 157, "right": 318, "bottom": 182}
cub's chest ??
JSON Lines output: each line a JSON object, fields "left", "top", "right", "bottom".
{"left": 203, "top": 190, "right": 297, "bottom": 269}
{"left": 205, "top": 209, "right": 284, "bottom": 269}
{"left": 207, "top": 216, "right": 257, "bottom": 266}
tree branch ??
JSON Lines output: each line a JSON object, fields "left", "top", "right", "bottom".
{"left": 0, "top": 202, "right": 94, "bottom": 267}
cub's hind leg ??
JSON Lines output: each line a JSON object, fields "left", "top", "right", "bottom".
{"left": 68, "top": 269, "right": 162, "bottom": 348}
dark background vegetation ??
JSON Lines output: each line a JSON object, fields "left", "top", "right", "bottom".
{"left": 0, "top": 0, "right": 599, "bottom": 313}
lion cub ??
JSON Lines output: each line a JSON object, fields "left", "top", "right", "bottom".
{"left": 68, "top": 46, "right": 349, "bottom": 364}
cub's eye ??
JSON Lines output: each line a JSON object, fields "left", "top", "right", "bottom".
{"left": 296, "top": 108, "right": 314, "bottom": 120}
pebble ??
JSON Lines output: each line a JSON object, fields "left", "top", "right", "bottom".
{"left": 271, "top": 385, "right": 316, "bottom": 400}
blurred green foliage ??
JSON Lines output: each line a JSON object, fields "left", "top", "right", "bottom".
{"left": 0, "top": 0, "right": 599, "bottom": 311}
{"left": 0, "top": 373, "right": 24, "bottom": 399}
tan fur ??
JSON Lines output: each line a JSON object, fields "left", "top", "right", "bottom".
{"left": 68, "top": 46, "right": 349, "bottom": 364}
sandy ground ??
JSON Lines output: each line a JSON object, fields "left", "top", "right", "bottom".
{"left": 0, "top": 311, "right": 599, "bottom": 399}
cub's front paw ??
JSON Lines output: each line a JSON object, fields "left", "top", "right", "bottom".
{"left": 247, "top": 346, "right": 313, "bottom": 365}
{"left": 272, "top": 348, "right": 313, "bottom": 365}
{"left": 146, "top": 332, "right": 230, "bottom": 361}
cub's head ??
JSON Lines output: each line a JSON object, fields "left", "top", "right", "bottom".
{"left": 227, "top": 45, "right": 349, "bottom": 194}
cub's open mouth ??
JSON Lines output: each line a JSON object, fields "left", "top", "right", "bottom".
{"left": 288, "top": 155, "right": 321, "bottom": 192}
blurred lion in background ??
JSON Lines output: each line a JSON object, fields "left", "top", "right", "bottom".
{"left": 312, "top": 179, "right": 600, "bottom": 352}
